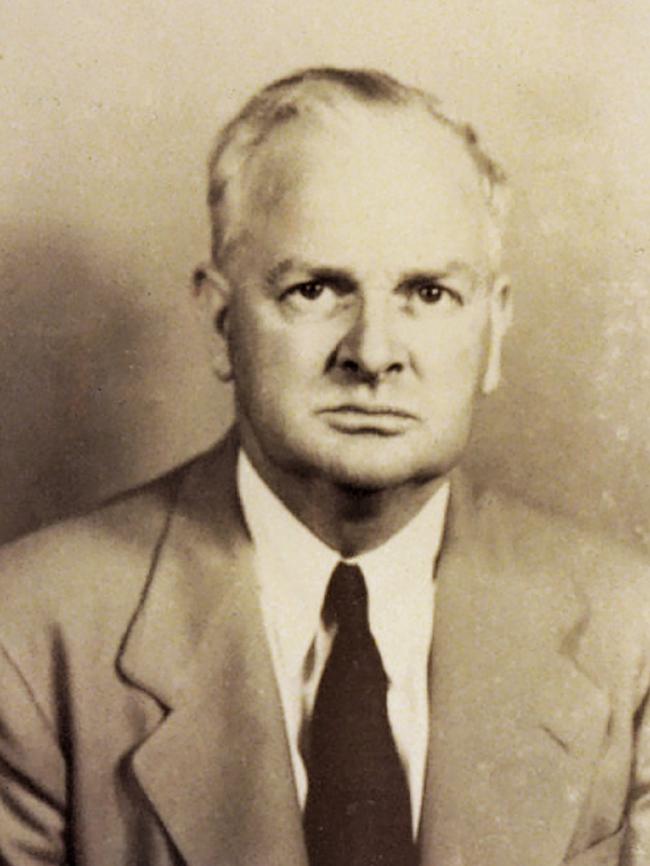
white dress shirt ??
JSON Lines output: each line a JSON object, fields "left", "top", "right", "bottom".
{"left": 237, "top": 450, "right": 449, "bottom": 835}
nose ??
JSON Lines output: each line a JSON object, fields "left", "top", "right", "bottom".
{"left": 334, "top": 297, "right": 407, "bottom": 384}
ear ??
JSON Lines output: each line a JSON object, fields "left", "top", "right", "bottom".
{"left": 192, "top": 262, "right": 234, "bottom": 383}
{"left": 481, "top": 274, "right": 512, "bottom": 395}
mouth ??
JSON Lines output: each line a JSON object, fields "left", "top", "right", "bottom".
{"left": 318, "top": 405, "right": 418, "bottom": 435}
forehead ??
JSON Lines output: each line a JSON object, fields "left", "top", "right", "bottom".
{"left": 234, "top": 103, "right": 491, "bottom": 274}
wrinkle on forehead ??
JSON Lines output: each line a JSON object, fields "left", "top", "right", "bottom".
{"left": 224, "top": 105, "right": 494, "bottom": 282}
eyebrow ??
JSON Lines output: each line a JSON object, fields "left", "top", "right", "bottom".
{"left": 265, "top": 260, "right": 355, "bottom": 290}
{"left": 265, "top": 258, "right": 480, "bottom": 290}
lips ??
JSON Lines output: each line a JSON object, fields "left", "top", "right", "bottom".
{"left": 319, "top": 404, "right": 418, "bottom": 435}
{"left": 320, "top": 404, "right": 417, "bottom": 419}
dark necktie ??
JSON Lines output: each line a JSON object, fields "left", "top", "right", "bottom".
{"left": 303, "top": 562, "right": 418, "bottom": 866}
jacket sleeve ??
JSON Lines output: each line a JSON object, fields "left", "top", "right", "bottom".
{"left": 622, "top": 673, "right": 650, "bottom": 864}
{"left": 0, "top": 643, "right": 68, "bottom": 866}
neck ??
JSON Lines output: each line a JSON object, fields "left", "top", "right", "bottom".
{"left": 240, "top": 439, "right": 446, "bottom": 558}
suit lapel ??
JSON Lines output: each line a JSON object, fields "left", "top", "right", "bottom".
{"left": 119, "top": 435, "right": 308, "bottom": 866}
{"left": 419, "top": 471, "right": 610, "bottom": 866}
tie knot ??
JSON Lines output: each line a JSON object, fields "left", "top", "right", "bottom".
{"left": 323, "top": 562, "right": 368, "bottom": 632}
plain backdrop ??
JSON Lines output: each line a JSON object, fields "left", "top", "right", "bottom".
{"left": 1, "top": 0, "right": 649, "bottom": 549}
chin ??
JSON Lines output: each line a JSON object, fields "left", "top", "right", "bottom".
{"left": 301, "top": 440, "right": 453, "bottom": 492}
{"left": 334, "top": 465, "right": 443, "bottom": 493}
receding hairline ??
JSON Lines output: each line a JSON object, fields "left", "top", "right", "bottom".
{"left": 207, "top": 67, "right": 508, "bottom": 266}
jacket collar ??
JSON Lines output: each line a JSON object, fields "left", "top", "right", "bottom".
{"left": 119, "top": 437, "right": 609, "bottom": 866}
{"left": 419, "top": 471, "right": 610, "bottom": 866}
{"left": 119, "top": 432, "right": 308, "bottom": 866}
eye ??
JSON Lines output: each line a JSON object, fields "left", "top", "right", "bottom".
{"left": 280, "top": 279, "right": 353, "bottom": 317}
{"left": 417, "top": 284, "right": 445, "bottom": 304}
{"left": 287, "top": 281, "right": 328, "bottom": 301}
{"left": 405, "top": 281, "right": 463, "bottom": 308}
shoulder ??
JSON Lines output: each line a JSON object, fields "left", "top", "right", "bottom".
{"left": 0, "top": 462, "right": 185, "bottom": 643}
{"left": 471, "top": 479, "right": 650, "bottom": 624}
{"left": 0, "top": 436, "right": 239, "bottom": 727}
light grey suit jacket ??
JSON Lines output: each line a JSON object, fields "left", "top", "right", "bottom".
{"left": 1, "top": 432, "right": 650, "bottom": 865}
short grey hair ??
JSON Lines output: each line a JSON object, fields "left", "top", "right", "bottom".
{"left": 207, "top": 67, "right": 509, "bottom": 267}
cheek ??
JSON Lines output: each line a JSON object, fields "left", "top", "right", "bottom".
{"left": 228, "top": 306, "right": 335, "bottom": 393}
{"left": 227, "top": 298, "right": 279, "bottom": 367}
{"left": 416, "top": 315, "right": 490, "bottom": 392}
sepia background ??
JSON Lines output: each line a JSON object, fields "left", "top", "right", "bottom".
{"left": 1, "top": 0, "right": 649, "bottom": 548}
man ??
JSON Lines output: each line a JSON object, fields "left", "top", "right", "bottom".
{"left": 0, "top": 67, "right": 649, "bottom": 866}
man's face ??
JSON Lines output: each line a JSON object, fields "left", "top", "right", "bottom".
{"left": 214, "top": 106, "right": 510, "bottom": 491}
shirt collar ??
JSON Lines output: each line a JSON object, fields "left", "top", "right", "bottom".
{"left": 237, "top": 449, "right": 449, "bottom": 681}
{"left": 355, "top": 480, "right": 449, "bottom": 688}
{"left": 238, "top": 450, "right": 338, "bottom": 681}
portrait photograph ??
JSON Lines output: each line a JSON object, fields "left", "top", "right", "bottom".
{"left": 1, "top": 2, "right": 649, "bottom": 864}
